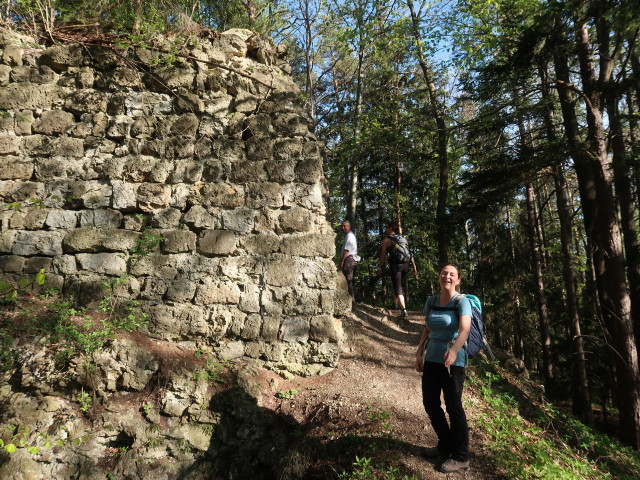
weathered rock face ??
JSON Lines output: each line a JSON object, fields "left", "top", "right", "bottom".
{"left": 0, "top": 27, "right": 351, "bottom": 374}
{"left": 0, "top": 337, "right": 303, "bottom": 479}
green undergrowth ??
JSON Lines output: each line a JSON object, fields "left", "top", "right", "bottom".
{"left": 0, "top": 230, "right": 160, "bottom": 373}
{"left": 337, "top": 455, "right": 419, "bottom": 480}
{"left": 0, "top": 281, "right": 149, "bottom": 374}
{"left": 468, "top": 358, "right": 640, "bottom": 480}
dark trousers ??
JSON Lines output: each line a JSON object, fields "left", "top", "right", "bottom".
{"left": 390, "top": 261, "right": 409, "bottom": 296}
{"left": 342, "top": 256, "right": 357, "bottom": 301}
{"left": 422, "top": 361, "right": 469, "bottom": 461}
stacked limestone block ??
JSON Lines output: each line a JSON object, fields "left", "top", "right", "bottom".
{"left": 0, "top": 27, "right": 351, "bottom": 376}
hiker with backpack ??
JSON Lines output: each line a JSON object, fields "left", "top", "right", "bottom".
{"left": 414, "top": 262, "right": 471, "bottom": 473}
{"left": 377, "top": 221, "right": 417, "bottom": 318}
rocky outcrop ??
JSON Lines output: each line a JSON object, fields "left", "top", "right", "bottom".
{"left": 0, "top": 335, "right": 300, "bottom": 479}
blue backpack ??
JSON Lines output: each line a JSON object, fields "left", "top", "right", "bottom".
{"left": 424, "top": 293, "right": 489, "bottom": 359}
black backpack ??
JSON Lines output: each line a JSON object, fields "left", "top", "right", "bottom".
{"left": 388, "top": 234, "right": 412, "bottom": 264}
{"left": 424, "top": 293, "right": 493, "bottom": 360}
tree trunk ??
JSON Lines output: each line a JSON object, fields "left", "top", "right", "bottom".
{"left": 302, "top": 0, "right": 316, "bottom": 125}
{"left": 630, "top": 89, "right": 640, "bottom": 349}
{"left": 598, "top": 16, "right": 640, "bottom": 359}
{"left": 515, "top": 96, "right": 553, "bottom": 383}
{"left": 347, "top": 49, "right": 365, "bottom": 226}
{"left": 534, "top": 181, "right": 550, "bottom": 271}
{"left": 525, "top": 180, "right": 554, "bottom": 385}
{"left": 407, "top": 1, "right": 449, "bottom": 264}
{"left": 538, "top": 59, "right": 593, "bottom": 422}
{"left": 506, "top": 204, "right": 525, "bottom": 359}
{"left": 628, "top": 86, "right": 640, "bottom": 225}
{"left": 630, "top": 55, "right": 640, "bottom": 219}
{"left": 132, "top": 0, "right": 142, "bottom": 33}
{"left": 393, "top": 60, "right": 403, "bottom": 229}
{"left": 243, "top": 0, "right": 257, "bottom": 22}
{"left": 555, "top": 165, "right": 593, "bottom": 422}
{"left": 570, "top": 13, "right": 640, "bottom": 448}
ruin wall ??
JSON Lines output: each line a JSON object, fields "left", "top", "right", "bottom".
{"left": 0, "top": 27, "right": 351, "bottom": 376}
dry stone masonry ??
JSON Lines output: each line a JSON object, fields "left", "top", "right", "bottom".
{"left": 0, "top": 27, "right": 351, "bottom": 376}
{"left": 0, "top": 26, "right": 355, "bottom": 479}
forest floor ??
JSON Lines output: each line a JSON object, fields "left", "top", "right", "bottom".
{"left": 260, "top": 303, "right": 506, "bottom": 479}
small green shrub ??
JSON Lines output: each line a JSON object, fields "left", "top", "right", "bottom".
{"left": 339, "top": 456, "right": 374, "bottom": 479}
{"left": 128, "top": 230, "right": 164, "bottom": 268}
{"left": 193, "top": 358, "right": 228, "bottom": 384}
{"left": 276, "top": 388, "right": 299, "bottom": 399}
{"left": 77, "top": 389, "right": 92, "bottom": 412}
{"left": 50, "top": 294, "right": 148, "bottom": 369}
{"left": 338, "top": 456, "right": 417, "bottom": 480}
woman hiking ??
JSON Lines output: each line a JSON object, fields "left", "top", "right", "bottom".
{"left": 415, "top": 263, "right": 471, "bottom": 473}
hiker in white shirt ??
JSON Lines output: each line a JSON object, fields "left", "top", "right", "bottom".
{"left": 339, "top": 220, "right": 358, "bottom": 301}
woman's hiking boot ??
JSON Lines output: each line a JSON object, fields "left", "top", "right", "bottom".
{"left": 438, "top": 458, "right": 470, "bottom": 473}
{"left": 420, "top": 446, "right": 446, "bottom": 458}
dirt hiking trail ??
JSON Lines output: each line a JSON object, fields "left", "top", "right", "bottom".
{"left": 262, "top": 304, "right": 504, "bottom": 479}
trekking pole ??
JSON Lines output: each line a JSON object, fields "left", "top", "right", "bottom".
{"left": 482, "top": 337, "right": 495, "bottom": 361}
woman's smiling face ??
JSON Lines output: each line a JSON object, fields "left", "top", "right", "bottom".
{"left": 439, "top": 264, "right": 461, "bottom": 290}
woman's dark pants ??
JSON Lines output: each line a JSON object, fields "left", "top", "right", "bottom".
{"left": 422, "top": 361, "right": 469, "bottom": 462}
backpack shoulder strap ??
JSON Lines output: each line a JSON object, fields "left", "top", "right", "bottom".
{"left": 454, "top": 293, "right": 465, "bottom": 317}
{"left": 424, "top": 295, "right": 436, "bottom": 318}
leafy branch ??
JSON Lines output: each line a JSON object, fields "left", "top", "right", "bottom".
{"left": 0, "top": 424, "right": 87, "bottom": 456}
{"left": 0, "top": 269, "right": 46, "bottom": 302}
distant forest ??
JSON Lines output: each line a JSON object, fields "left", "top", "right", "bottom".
{"left": 2, "top": 0, "right": 639, "bottom": 450}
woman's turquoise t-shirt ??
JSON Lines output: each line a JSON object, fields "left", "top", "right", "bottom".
{"left": 422, "top": 293, "right": 472, "bottom": 367}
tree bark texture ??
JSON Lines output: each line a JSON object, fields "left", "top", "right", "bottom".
{"left": 598, "top": 15, "right": 640, "bottom": 360}
{"left": 570, "top": 13, "right": 640, "bottom": 448}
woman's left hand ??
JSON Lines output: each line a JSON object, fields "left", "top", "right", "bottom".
{"left": 415, "top": 353, "right": 424, "bottom": 372}
{"left": 443, "top": 348, "right": 458, "bottom": 367}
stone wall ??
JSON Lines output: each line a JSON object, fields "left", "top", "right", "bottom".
{"left": 0, "top": 27, "right": 351, "bottom": 376}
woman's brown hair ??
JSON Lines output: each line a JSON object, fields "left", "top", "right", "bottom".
{"left": 387, "top": 221, "right": 400, "bottom": 234}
